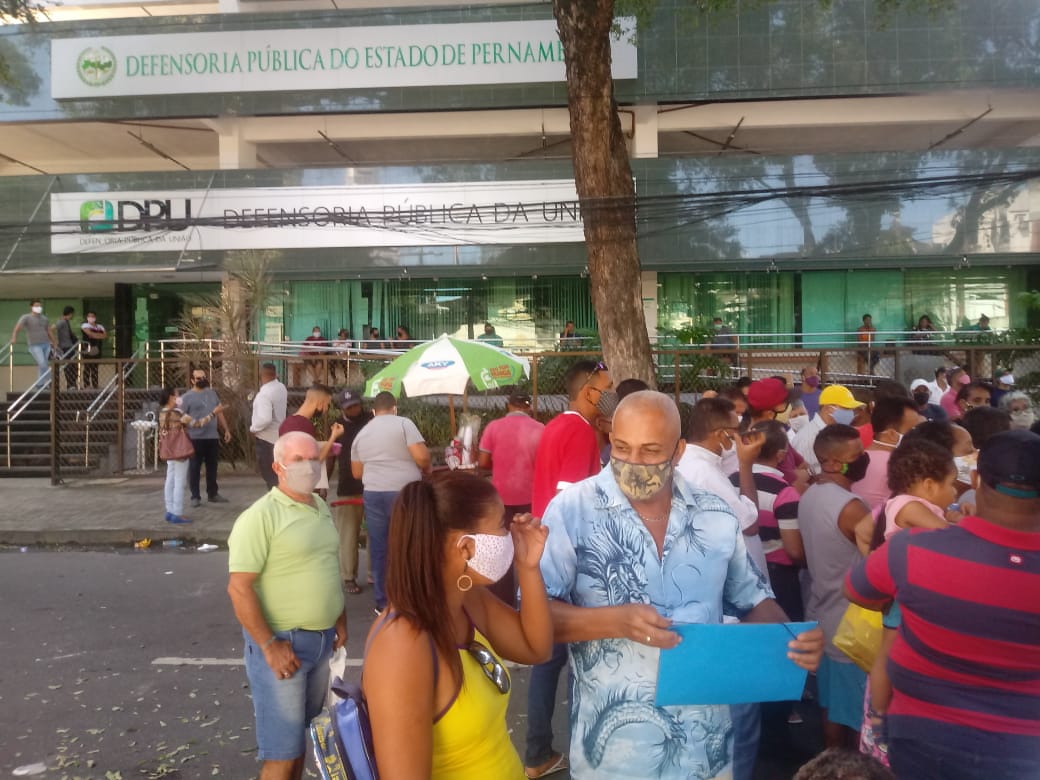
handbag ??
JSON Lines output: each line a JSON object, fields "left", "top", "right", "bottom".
{"left": 159, "top": 426, "right": 194, "bottom": 461}
{"left": 311, "top": 677, "right": 379, "bottom": 780}
{"left": 832, "top": 602, "right": 884, "bottom": 672}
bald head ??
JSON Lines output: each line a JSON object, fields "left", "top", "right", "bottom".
{"left": 273, "top": 430, "right": 319, "bottom": 464}
{"left": 614, "top": 391, "right": 682, "bottom": 444}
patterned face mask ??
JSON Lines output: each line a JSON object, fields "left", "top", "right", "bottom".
{"left": 610, "top": 449, "right": 676, "bottom": 502}
{"left": 459, "top": 532, "right": 514, "bottom": 583}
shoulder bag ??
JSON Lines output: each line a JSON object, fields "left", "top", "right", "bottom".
{"left": 159, "top": 420, "right": 194, "bottom": 462}
{"left": 311, "top": 677, "right": 379, "bottom": 780}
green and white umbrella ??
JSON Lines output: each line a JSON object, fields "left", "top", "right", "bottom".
{"left": 364, "top": 333, "right": 530, "bottom": 398}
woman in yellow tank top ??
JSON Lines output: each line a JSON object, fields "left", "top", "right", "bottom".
{"left": 362, "top": 471, "right": 553, "bottom": 779}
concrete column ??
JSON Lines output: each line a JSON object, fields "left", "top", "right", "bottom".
{"left": 218, "top": 0, "right": 240, "bottom": 13}
{"left": 641, "top": 270, "right": 659, "bottom": 341}
{"left": 630, "top": 104, "right": 659, "bottom": 159}
{"left": 217, "top": 126, "right": 257, "bottom": 170}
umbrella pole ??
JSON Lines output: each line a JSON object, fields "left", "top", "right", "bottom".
{"left": 449, "top": 395, "right": 457, "bottom": 437}
{"left": 462, "top": 384, "right": 469, "bottom": 413}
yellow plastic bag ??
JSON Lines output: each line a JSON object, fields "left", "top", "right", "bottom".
{"left": 832, "top": 603, "right": 883, "bottom": 672}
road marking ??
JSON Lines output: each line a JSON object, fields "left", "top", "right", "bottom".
{"left": 151, "top": 656, "right": 364, "bottom": 667}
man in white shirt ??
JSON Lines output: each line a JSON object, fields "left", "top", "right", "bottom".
{"left": 249, "top": 362, "right": 288, "bottom": 489}
{"left": 676, "top": 396, "right": 768, "bottom": 577}
{"left": 925, "top": 366, "right": 949, "bottom": 406}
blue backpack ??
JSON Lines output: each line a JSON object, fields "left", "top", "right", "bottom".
{"left": 310, "top": 678, "right": 379, "bottom": 780}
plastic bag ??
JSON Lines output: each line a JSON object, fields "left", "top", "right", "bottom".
{"left": 832, "top": 603, "right": 884, "bottom": 672}
{"left": 325, "top": 646, "right": 349, "bottom": 709}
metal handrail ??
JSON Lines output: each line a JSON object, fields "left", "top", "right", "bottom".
{"left": 83, "top": 346, "right": 145, "bottom": 424}
{"left": 2, "top": 342, "right": 12, "bottom": 395}
{"left": 4, "top": 344, "right": 80, "bottom": 468}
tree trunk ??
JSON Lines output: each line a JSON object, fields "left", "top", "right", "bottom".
{"left": 554, "top": 0, "right": 657, "bottom": 389}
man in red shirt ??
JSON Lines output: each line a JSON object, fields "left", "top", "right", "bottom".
{"left": 279, "top": 384, "right": 343, "bottom": 498}
{"left": 525, "top": 359, "right": 613, "bottom": 779}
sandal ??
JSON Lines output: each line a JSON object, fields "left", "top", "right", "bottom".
{"left": 525, "top": 752, "right": 568, "bottom": 779}
{"left": 343, "top": 579, "right": 363, "bottom": 595}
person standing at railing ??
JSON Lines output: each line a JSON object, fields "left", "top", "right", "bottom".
{"left": 856, "top": 314, "right": 879, "bottom": 375}
{"left": 8, "top": 299, "right": 56, "bottom": 383}
{"left": 79, "top": 311, "right": 107, "bottom": 389}
{"left": 53, "top": 306, "right": 78, "bottom": 390}
{"left": 301, "top": 326, "right": 327, "bottom": 385}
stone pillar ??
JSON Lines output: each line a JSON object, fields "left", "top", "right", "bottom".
{"left": 630, "top": 104, "right": 659, "bottom": 159}
{"left": 216, "top": 120, "right": 257, "bottom": 170}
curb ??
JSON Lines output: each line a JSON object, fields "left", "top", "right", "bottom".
{"left": 0, "top": 528, "right": 233, "bottom": 547}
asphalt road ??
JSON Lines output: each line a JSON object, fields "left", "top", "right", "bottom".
{"left": 1, "top": 550, "right": 819, "bottom": 779}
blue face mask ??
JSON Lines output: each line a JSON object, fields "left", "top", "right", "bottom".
{"left": 831, "top": 407, "right": 855, "bottom": 426}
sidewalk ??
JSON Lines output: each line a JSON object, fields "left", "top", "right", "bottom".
{"left": 0, "top": 472, "right": 270, "bottom": 546}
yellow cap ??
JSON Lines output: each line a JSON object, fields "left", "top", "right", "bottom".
{"left": 819, "top": 384, "right": 864, "bottom": 409}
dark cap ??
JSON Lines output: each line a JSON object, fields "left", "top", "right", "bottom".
{"left": 338, "top": 389, "right": 362, "bottom": 408}
{"left": 977, "top": 429, "right": 1040, "bottom": 499}
{"left": 746, "top": 378, "right": 788, "bottom": 412}
{"left": 508, "top": 391, "right": 531, "bottom": 407}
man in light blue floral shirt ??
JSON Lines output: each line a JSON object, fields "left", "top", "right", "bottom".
{"left": 540, "top": 391, "right": 823, "bottom": 780}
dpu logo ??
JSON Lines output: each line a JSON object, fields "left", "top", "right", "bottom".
{"left": 420, "top": 360, "right": 456, "bottom": 370}
{"left": 77, "top": 199, "right": 193, "bottom": 233}
{"left": 80, "top": 200, "right": 114, "bottom": 232}
{"left": 76, "top": 47, "right": 117, "bottom": 88}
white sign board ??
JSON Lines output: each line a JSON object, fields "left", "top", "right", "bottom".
{"left": 50, "top": 180, "right": 585, "bottom": 254}
{"left": 51, "top": 19, "right": 637, "bottom": 98}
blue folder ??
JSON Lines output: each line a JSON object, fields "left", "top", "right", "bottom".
{"left": 655, "top": 622, "right": 817, "bottom": 706}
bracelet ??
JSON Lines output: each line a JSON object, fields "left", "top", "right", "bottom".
{"left": 262, "top": 635, "right": 278, "bottom": 649}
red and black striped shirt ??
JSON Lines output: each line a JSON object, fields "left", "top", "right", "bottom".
{"left": 846, "top": 516, "right": 1040, "bottom": 759}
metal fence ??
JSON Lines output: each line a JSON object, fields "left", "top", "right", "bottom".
{"left": 5, "top": 339, "right": 1037, "bottom": 483}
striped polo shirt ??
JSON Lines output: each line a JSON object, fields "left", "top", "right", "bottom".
{"left": 846, "top": 516, "right": 1040, "bottom": 759}
{"left": 730, "top": 464, "right": 800, "bottom": 566}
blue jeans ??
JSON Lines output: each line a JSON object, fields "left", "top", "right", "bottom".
{"left": 525, "top": 641, "right": 569, "bottom": 766}
{"left": 243, "top": 627, "right": 335, "bottom": 761}
{"left": 730, "top": 702, "right": 760, "bottom": 780}
{"left": 363, "top": 490, "right": 398, "bottom": 611}
{"left": 27, "top": 343, "right": 50, "bottom": 380}
{"left": 164, "top": 458, "right": 188, "bottom": 516}
{"left": 889, "top": 734, "right": 1037, "bottom": 780}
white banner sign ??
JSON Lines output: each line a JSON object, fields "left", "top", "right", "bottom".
{"left": 50, "top": 180, "right": 586, "bottom": 254}
{"left": 51, "top": 19, "right": 637, "bottom": 99}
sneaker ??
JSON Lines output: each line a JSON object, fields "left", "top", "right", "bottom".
{"left": 190, "top": 497, "right": 202, "bottom": 508}
{"left": 165, "top": 513, "right": 192, "bottom": 524}
{"left": 208, "top": 494, "right": 229, "bottom": 504}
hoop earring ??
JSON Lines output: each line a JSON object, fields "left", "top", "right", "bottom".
{"left": 457, "top": 574, "right": 473, "bottom": 592}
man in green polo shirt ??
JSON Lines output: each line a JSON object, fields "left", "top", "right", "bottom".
{"left": 228, "top": 431, "right": 347, "bottom": 780}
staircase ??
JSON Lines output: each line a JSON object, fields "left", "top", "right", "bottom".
{"left": 0, "top": 388, "right": 158, "bottom": 479}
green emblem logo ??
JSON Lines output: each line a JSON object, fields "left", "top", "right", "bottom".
{"left": 80, "top": 200, "right": 114, "bottom": 232}
{"left": 76, "top": 47, "right": 116, "bottom": 87}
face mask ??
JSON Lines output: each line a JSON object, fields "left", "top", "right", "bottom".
{"left": 31, "top": 306, "right": 42, "bottom": 314}
{"left": 596, "top": 390, "right": 619, "bottom": 420}
{"left": 611, "top": 455, "right": 675, "bottom": 501}
{"left": 788, "top": 415, "right": 809, "bottom": 433}
{"left": 312, "top": 331, "right": 321, "bottom": 337}
{"left": 720, "top": 446, "right": 738, "bottom": 477}
{"left": 279, "top": 459, "right": 322, "bottom": 494}
{"left": 954, "top": 452, "right": 978, "bottom": 484}
{"left": 804, "top": 375, "right": 820, "bottom": 389}
{"left": 193, "top": 378, "right": 209, "bottom": 389}
{"left": 840, "top": 452, "right": 871, "bottom": 483}
{"left": 774, "top": 406, "right": 791, "bottom": 424}
{"left": 1010, "top": 409, "right": 1035, "bottom": 429}
{"left": 913, "top": 391, "right": 930, "bottom": 407}
{"left": 460, "top": 532, "right": 514, "bottom": 583}
{"left": 831, "top": 407, "right": 855, "bottom": 426}
{"left": 87, "top": 317, "right": 96, "bottom": 324}
{"left": 174, "top": 396, "right": 183, "bottom": 409}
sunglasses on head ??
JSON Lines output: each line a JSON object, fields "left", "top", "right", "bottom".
{"left": 467, "top": 640, "right": 510, "bottom": 694}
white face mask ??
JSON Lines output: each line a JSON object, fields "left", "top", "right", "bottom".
{"left": 1010, "top": 409, "right": 1035, "bottom": 429}
{"left": 460, "top": 532, "right": 514, "bottom": 583}
{"left": 720, "top": 446, "right": 738, "bottom": 476}
{"left": 87, "top": 317, "right": 97, "bottom": 324}
{"left": 954, "top": 452, "right": 978, "bottom": 484}
{"left": 312, "top": 331, "right": 321, "bottom": 337}
{"left": 279, "top": 459, "right": 322, "bottom": 494}
{"left": 31, "top": 306, "right": 42, "bottom": 314}
{"left": 788, "top": 415, "right": 809, "bottom": 433}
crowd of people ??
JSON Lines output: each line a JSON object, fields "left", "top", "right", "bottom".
{"left": 150, "top": 348, "right": 1040, "bottom": 779}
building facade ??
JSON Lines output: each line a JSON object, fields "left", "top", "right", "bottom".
{"left": 1, "top": 0, "right": 1038, "bottom": 371}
